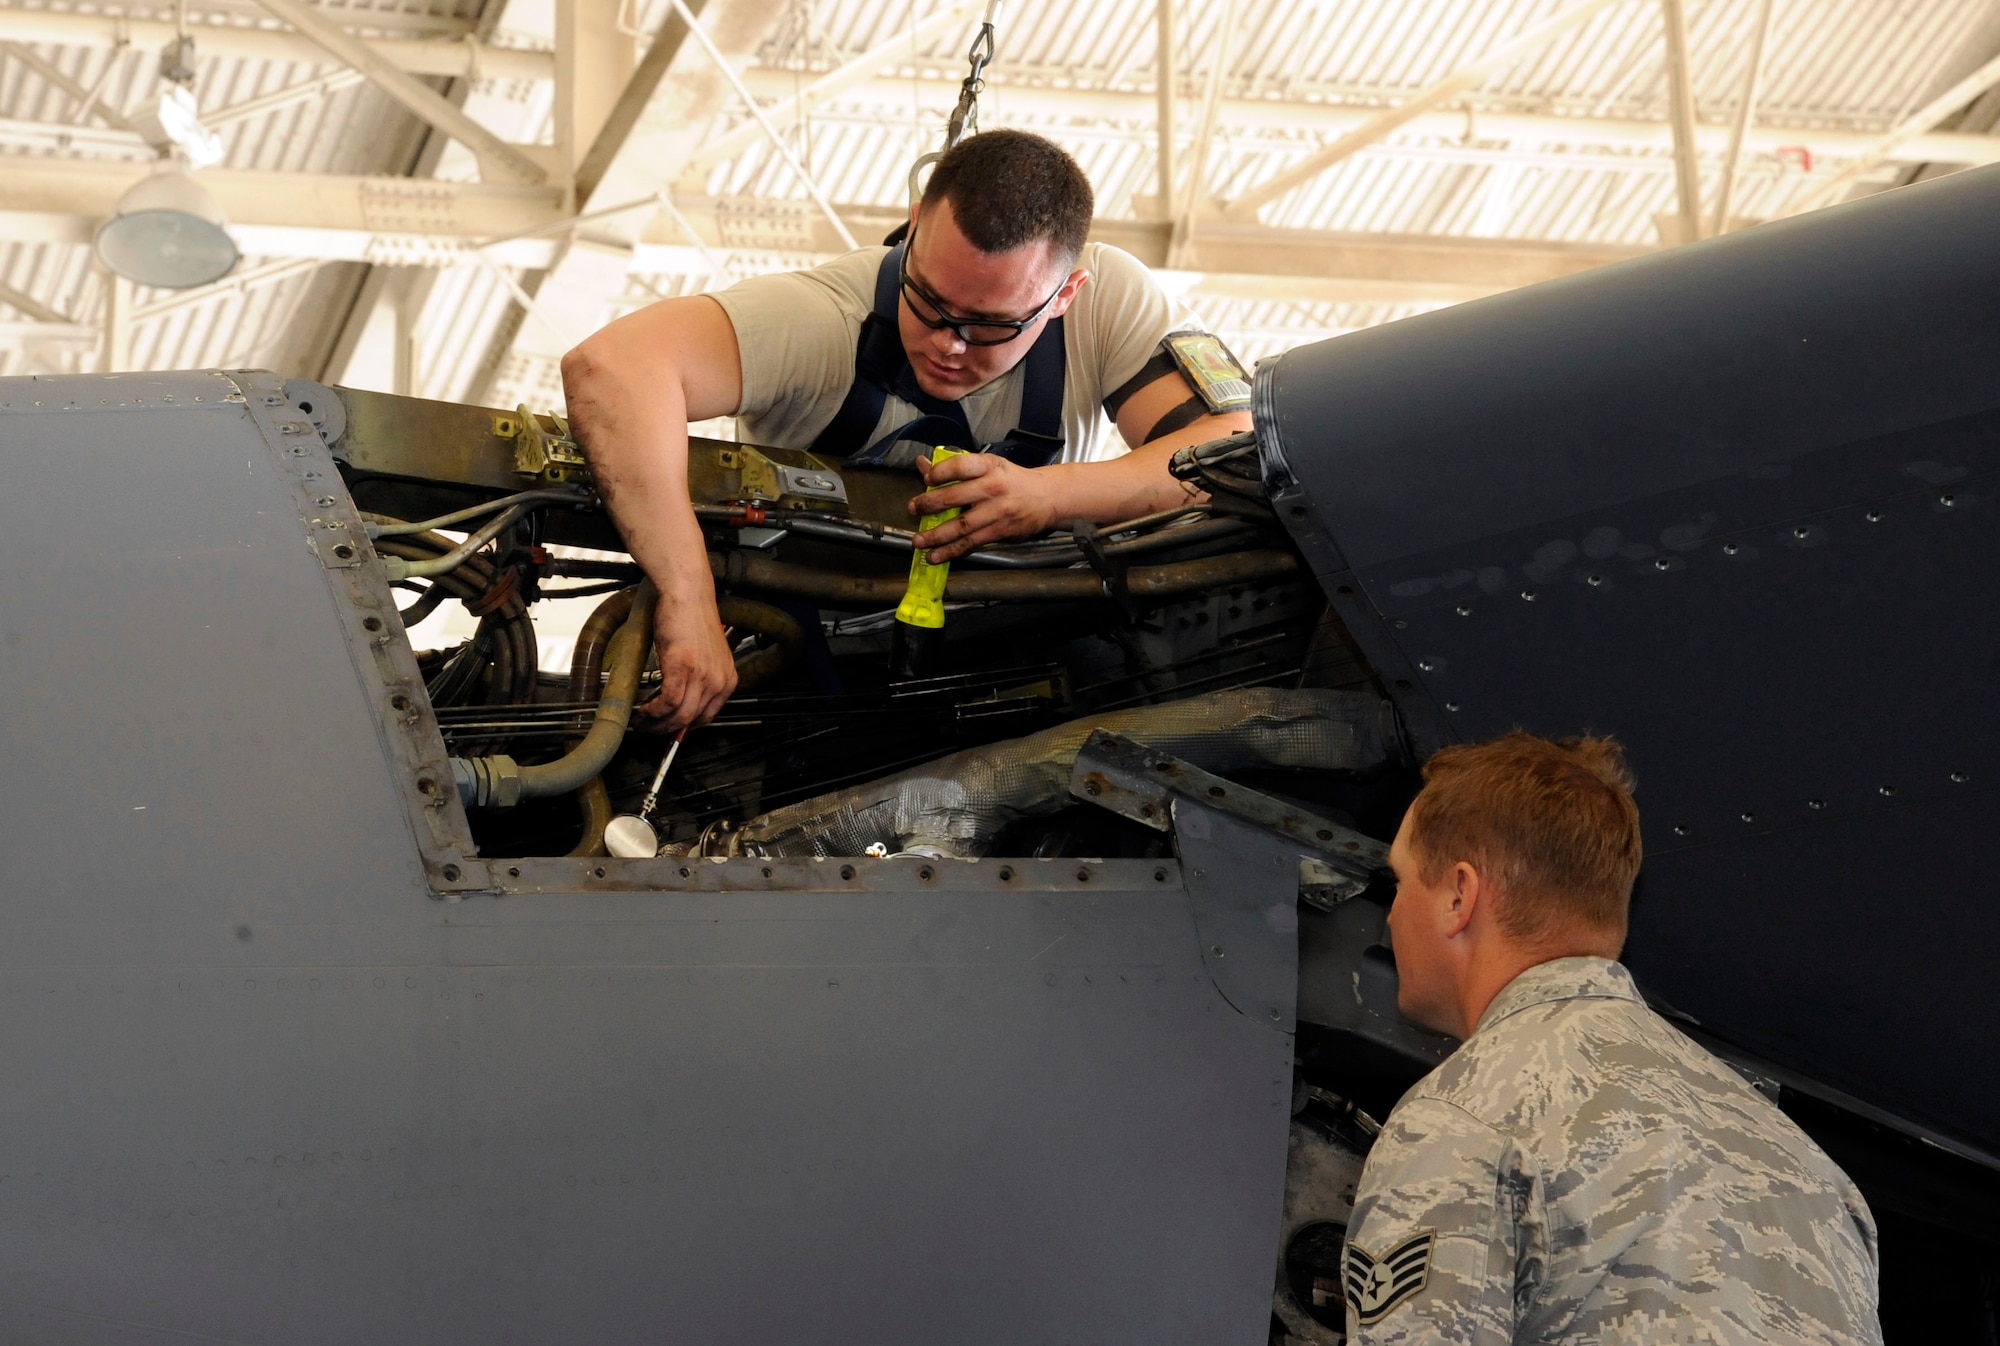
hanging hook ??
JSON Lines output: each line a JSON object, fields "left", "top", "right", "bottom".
{"left": 943, "top": 0, "right": 1004, "bottom": 149}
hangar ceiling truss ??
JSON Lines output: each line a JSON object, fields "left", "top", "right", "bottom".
{"left": 1, "top": 0, "right": 1998, "bottom": 396}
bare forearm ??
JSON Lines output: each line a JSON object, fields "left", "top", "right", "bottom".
{"left": 1043, "top": 410, "right": 1250, "bottom": 524}
{"left": 562, "top": 349, "right": 713, "bottom": 610}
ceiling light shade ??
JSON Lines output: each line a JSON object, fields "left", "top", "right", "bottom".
{"left": 94, "top": 161, "right": 239, "bottom": 290}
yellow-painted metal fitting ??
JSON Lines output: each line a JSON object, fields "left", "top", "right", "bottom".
{"left": 896, "top": 447, "right": 968, "bottom": 631}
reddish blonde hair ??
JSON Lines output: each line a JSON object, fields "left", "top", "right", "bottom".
{"left": 1406, "top": 730, "right": 1642, "bottom": 947}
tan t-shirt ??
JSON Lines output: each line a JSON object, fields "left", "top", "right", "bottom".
{"left": 711, "top": 241, "right": 1197, "bottom": 465}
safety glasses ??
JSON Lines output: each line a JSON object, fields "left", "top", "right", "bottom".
{"left": 898, "top": 227, "right": 1066, "bottom": 346}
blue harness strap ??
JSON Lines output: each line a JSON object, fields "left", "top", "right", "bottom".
{"left": 810, "top": 244, "right": 1067, "bottom": 468}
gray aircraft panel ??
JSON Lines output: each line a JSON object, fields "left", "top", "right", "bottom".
{"left": 0, "top": 372, "right": 1295, "bottom": 1343}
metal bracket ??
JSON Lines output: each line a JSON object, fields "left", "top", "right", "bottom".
{"left": 1069, "top": 730, "right": 1396, "bottom": 1035}
{"left": 1299, "top": 856, "right": 1368, "bottom": 911}
{"left": 307, "top": 518, "right": 365, "bottom": 569}
{"left": 511, "top": 404, "right": 589, "bottom": 484}
{"left": 1067, "top": 729, "right": 1389, "bottom": 879}
{"left": 283, "top": 377, "right": 346, "bottom": 449}
{"left": 715, "top": 445, "right": 851, "bottom": 514}
{"left": 1073, "top": 520, "right": 1137, "bottom": 618}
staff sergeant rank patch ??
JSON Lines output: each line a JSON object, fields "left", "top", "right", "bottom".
{"left": 1344, "top": 1229, "right": 1435, "bottom": 1326}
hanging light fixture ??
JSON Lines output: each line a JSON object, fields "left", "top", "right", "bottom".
{"left": 93, "top": 30, "right": 237, "bottom": 290}
{"left": 95, "top": 157, "right": 239, "bottom": 290}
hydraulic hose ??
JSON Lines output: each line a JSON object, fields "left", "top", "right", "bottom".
{"left": 562, "top": 588, "right": 640, "bottom": 851}
{"left": 378, "top": 503, "right": 532, "bottom": 582}
{"left": 567, "top": 587, "right": 638, "bottom": 704}
{"left": 370, "top": 515, "right": 539, "bottom": 755}
{"left": 717, "top": 596, "right": 804, "bottom": 691}
{"left": 450, "top": 580, "right": 657, "bottom": 809}
{"left": 710, "top": 547, "right": 1300, "bottom": 608}
{"left": 518, "top": 580, "right": 656, "bottom": 798}
{"left": 368, "top": 488, "right": 591, "bottom": 538}
{"left": 567, "top": 775, "right": 615, "bottom": 857}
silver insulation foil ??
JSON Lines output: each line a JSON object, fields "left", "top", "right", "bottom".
{"left": 723, "top": 688, "right": 1392, "bottom": 860}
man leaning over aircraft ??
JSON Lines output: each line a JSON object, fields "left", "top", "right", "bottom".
{"left": 562, "top": 128, "right": 1253, "bottom": 729}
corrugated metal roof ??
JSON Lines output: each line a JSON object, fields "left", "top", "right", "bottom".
{"left": 2, "top": 0, "right": 1994, "bottom": 388}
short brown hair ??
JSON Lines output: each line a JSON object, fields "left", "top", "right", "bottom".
{"left": 919, "top": 128, "right": 1094, "bottom": 265}
{"left": 1405, "top": 731, "right": 1642, "bottom": 948}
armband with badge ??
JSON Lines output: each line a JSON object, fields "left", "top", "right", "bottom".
{"left": 1162, "top": 332, "right": 1252, "bottom": 413}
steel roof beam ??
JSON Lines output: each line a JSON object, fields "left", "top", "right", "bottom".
{"left": 1219, "top": 0, "right": 1628, "bottom": 221}
{"left": 0, "top": 5, "right": 552, "bottom": 82}
{"left": 1659, "top": 0, "right": 1704, "bottom": 242}
{"left": 0, "top": 166, "right": 1649, "bottom": 304}
{"left": 0, "top": 39, "right": 138, "bottom": 133}
{"left": 1153, "top": 0, "right": 1175, "bottom": 220}
{"left": 480, "top": 0, "right": 789, "bottom": 412}
{"left": 1779, "top": 46, "right": 2000, "bottom": 216}
{"left": 1166, "top": 0, "right": 1236, "bottom": 267}
{"left": 0, "top": 278, "right": 74, "bottom": 326}
{"left": 725, "top": 70, "right": 2000, "bottom": 172}
{"left": 555, "top": 0, "right": 635, "bottom": 187}
{"left": 1710, "top": 0, "right": 1777, "bottom": 237}
{"left": 247, "top": 0, "right": 546, "bottom": 184}
{"left": 675, "top": 0, "right": 986, "bottom": 187}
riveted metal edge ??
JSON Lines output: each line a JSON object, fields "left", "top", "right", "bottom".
{"left": 237, "top": 370, "right": 486, "bottom": 897}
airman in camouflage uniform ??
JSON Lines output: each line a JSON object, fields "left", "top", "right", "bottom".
{"left": 1343, "top": 955, "right": 1882, "bottom": 1344}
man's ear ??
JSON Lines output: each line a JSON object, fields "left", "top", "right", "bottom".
{"left": 1048, "top": 268, "right": 1092, "bottom": 319}
{"left": 1441, "top": 862, "right": 1484, "bottom": 939}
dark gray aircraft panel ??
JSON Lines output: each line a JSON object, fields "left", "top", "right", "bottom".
{"left": 0, "top": 373, "right": 1294, "bottom": 1343}
{"left": 1258, "top": 164, "right": 2000, "bottom": 1161}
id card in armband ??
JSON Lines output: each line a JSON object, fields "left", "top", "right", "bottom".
{"left": 1164, "top": 332, "right": 1253, "bottom": 413}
